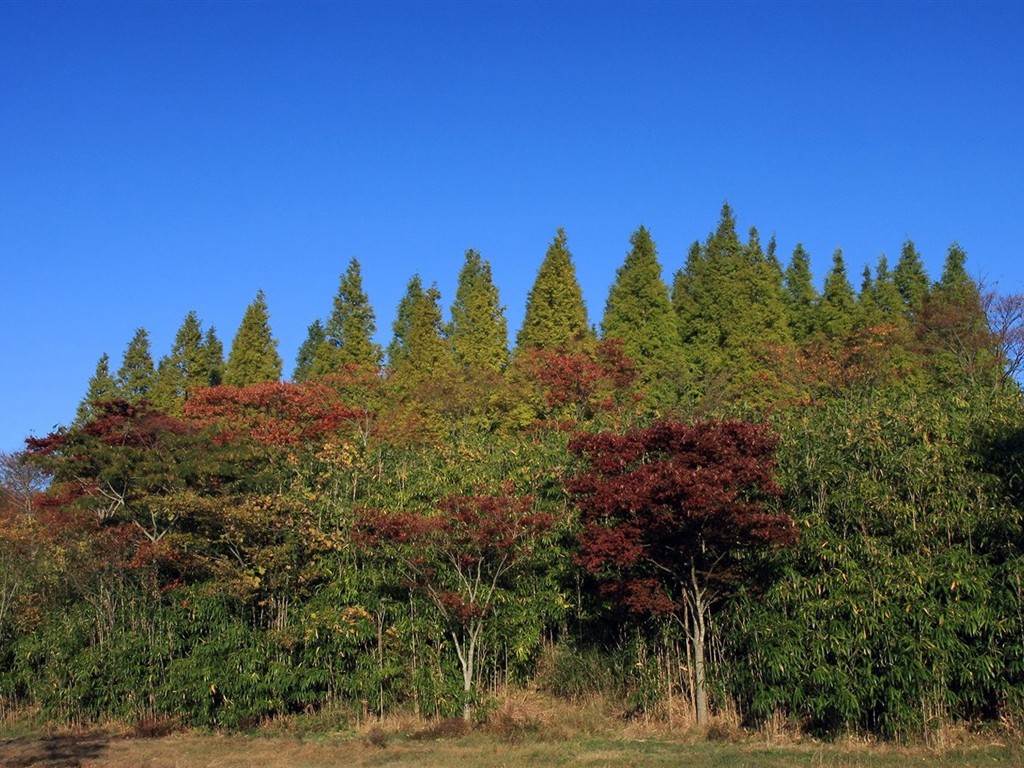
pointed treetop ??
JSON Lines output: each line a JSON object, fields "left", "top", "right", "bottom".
{"left": 516, "top": 228, "right": 594, "bottom": 352}
{"left": 448, "top": 249, "right": 508, "bottom": 372}
{"left": 76, "top": 353, "right": 117, "bottom": 424}
{"left": 224, "top": 289, "right": 283, "bottom": 387}
{"left": 116, "top": 328, "right": 155, "bottom": 403}
{"left": 150, "top": 310, "right": 211, "bottom": 413}
{"left": 318, "top": 258, "right": 383, "bottom": 372}
{"left": 387, "top": 274, "right": 425, "bottom": 370}
{"left": 817, "top": 248, "right": 857, "bottom": 339}
{"left": 894, "top": 239, "right": 930, "bottom": 314}
{"left": 293, "top": 320, "right": 326, "bottom": 383}
{"left": 602, "top": 226, "right": 684, "bottom": 408}
{"left": 203, "top": 326, "right": 224, "bottom": 386}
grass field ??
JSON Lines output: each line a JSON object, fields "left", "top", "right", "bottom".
{"left": 3, "top": 693, "right": 1023, "bottom": 768}
{"left": 2, "top": 729, "right": 1023, "bottom": 768}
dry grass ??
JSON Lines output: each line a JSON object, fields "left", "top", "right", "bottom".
{"left": 1, "top": 693, "right": 1022, "bottom": 767}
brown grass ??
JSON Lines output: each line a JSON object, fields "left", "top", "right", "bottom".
{"left": 1, "top": 692, "right": 1021, "bottom": 767}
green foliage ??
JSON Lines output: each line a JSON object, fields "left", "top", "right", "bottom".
{"left": 76, "top": 353, "right": 116, "bottom": 424}
{"left": 315, "top": 258, "right": 383, "bottom": 374}
{"left": 150, "top": 311, "right": 212, "bottom": 414}
{"left": 601, "top": 226, "right": 685, "bottom": 411}
{"left": 516, "top": 228, "right": 594, "bottom": 353}
{"left": 783, "top": 244, "right": 819, "bottom": 342}
{"left": 894, "top": 239, "right": 930, "bottom": 316}
{"left": 224, "top": 290, "right": 282, "bottom": 387}
{"left": 448, "top": 249, "right": 509, "bottom": 372}
{"left": 817, "top": 249, "right": 857, "bottom": 340}
{"left": 116, "top": 328, "right": 155, "bottom": 403}
{"left": 293, "top": 319, "right": 326, "bottom": 383}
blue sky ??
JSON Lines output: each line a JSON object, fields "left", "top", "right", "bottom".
{"left": 2, "top": 0, "right": 1022, "bottom": 452}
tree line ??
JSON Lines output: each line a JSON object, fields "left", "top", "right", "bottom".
{"left": 3, "top": 204, "right": 1023, "bottom": 739}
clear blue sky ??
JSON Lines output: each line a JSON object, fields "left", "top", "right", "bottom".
{"left": 2, "top": 0, "right": 1022, "bottom": 453}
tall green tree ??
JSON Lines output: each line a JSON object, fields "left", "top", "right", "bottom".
{"left": 783, "top": 244, "right": 819, "bottom": 342}
{"left": 224, "top": 290, "right": 283, "bottom": 387}
{"left": 76, "top": 353, "right": 117, "bottom": 423}
{"left": 390, "top": 283, "right": 453, "bottom": 391}
{"left": 292, "top": 320, "right": 326, "bottom": 383}
{"left": 203, "top": 327, "right": 224, "bottom": 386}
{"left": 894, "top": 239, "right": 930, "bottom": 316}
{"left": 448, "top": 250, "right": 508, "bottom": 372}
{"left": 871, "top": 254, "right": 906, "bottom": 321}
{"left": 387, "top": 274, "right": 426, "bottom": 370}
{"left": 150, "top": 311, "right": 209, "bottom": 413}
{"left": 516, "top": 228, "right": 593, "bottom": 353}
{"left": 314, "top": 258, "right": 383, "bottom": 374}
{"left": 816, "top": 249, "right": 857, "bottom": 340}
{"left": 116, "top": 328, "right": 155, "bottom": 403}
{"left": 602, "top": 226, "right": 684, "bottom": 408}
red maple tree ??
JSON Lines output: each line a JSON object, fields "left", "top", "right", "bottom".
{"left": 568, "top": 419, "right": 796, "bottom": 724}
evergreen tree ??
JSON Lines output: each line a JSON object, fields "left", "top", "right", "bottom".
{"left": 391, "top": 283, "right": 454, "bottom": 391}
{"left": 602, "top": 226, "right": 684, "bottom": 408}
{"left": 150, "top": 311, "right": 208, "bottom": 413}
{"left": 203, "top": 326, "right": 224, "bottom": 386}
{"left": 116, "top": 328, "right": 155, "bottom": 403}
{"left": 387, "top": 274, "right": 425, "bottom": 370}
{"left": 76, "top": 353, "right": 116, "bottom": 423}
{"left": 673, "top": 204, "right": 791, "bottom": 408}
{"left": 856, "top": 264, "right": 885, "bottom": 329}
{"left": 516, "top": 228, "right": 593, "bottom": 352}
{"left": 224, "top": 290, "right": 283, "bottom": 387}
{"left": 894, "top": 239, "right": 930, "bottom": 315}
{"left": 817, "top": 249, "right": 857, "bottom": 339}
{"left": 872, "top": 254, "right": 906, "bottom": 320}
{"left": 448, "top": 249, "right": 508, "bottom": 372}
{"left": 293, "top": 320, "right": 326, "bottom": 383}
{"left": 314, "top": 258, "right": 383, "bottom": 374}
{"left": 783, "top": 244, "right": 819, "bottom": 342}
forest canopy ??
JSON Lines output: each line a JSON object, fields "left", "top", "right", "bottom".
{"left": 3, "top": 205, "right": 1024, "bottom": 740}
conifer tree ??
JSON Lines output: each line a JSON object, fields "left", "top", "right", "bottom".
{"left": 224, "top": 290, "right": 282, "bottom": 387}
{"left": 817, "top": 249, "right": 857, "bottom": 339}
{"left": 293, "top": 320, "right": 326, "bottom": 383}
{"left": 871, "top": 254, "right": 906, "bottom": 320}
{"left": 390, "top": 283, "right": 454, "bottom": 391}
{"left": 448, "top": 249, "right": 508, "bottom": 372}
{"left": 203, "top": 327, "right": 224, "bottom": 386}
{"left": 783, "top": 244, "right": 819, "bottom": 342}
{"left": 116, "top": 328, "right": 155, "bottom": 403}
{"left": 387, "top": 275, "right": 425, "bottom": 370}
{"left": 894, "top": 239, "right": 930, "bottom": 315}
{"left": 602, "top": 226, "right": 684, "bottom": 407}
{"left": 856, "top": 265, "right": 884, "bottom": 329}
{"left": 314, "top": 258, "right": 383, "bottom": 374}
{"left": 151, "top": 311, "right": 208, "bottom": 413}
{"left": 76, "top": 353, "right": 116, "bottom": 423}
{"left": 516, "top": 228, "right": 593, "bottom": 353}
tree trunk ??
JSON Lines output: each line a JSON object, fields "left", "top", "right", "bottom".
{"left": 690, "top": 563, "right": 709, "bottom": 727}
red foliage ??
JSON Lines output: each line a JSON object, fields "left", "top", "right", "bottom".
{"left": 568, "top": 419, "right": 795, "bottom": 615}
{"left": 184, "top": 382, "right": 362, "bottom": 446}
{"left": 516, "top": 339, "right": 638, "bottom": 423}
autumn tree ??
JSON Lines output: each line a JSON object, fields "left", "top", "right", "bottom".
{"left": 224, "top": 290, "right": 282, "bottom": 386}
{"left": 568, "top": 419, "right": 794, "bottom": 725}
{"left": 116, "top": 328, "right": 155, "bottom": 403}
{"left": 601, "top": 226, "right": 685, "bottom": 410}
{"left": 516, "top": 228, "right": 594, "bottom": 353}
{"left": 357, "top": 491, "right": 554, "bottom": 720}
{"left": 448, "top": 249, "right": 508, "bottom": 372}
